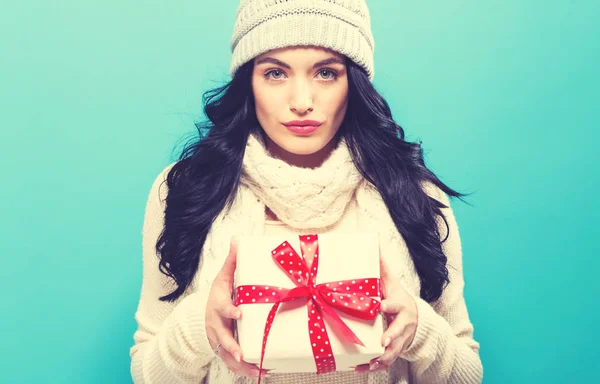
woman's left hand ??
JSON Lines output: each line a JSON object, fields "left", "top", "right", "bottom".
{"left": 355, "top": 253, "right": 419, "bottom": 373}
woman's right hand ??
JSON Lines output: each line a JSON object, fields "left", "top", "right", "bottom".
{"left": 205, "top": 237, "right": 268, "bottom": 378}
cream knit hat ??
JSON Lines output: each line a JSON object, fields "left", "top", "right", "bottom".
{"left": 229, "top": 0, "right": 375, "bottom": 81}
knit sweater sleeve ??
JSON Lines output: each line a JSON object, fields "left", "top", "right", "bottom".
{"left": 398, "top": 183, "right": 483, "bottom": 383}
{"left": 129, "top": 163, "right": 217, "bottom": 383}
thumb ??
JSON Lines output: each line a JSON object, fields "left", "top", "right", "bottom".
{"left": 218, "top": 236, "right": 239, "bottom": 284}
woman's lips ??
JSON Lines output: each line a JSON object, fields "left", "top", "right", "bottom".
{"left": 283, "top": 124, "right": 320, "bottom": 134}
{"left": 282, "top": 121, "right": 323, "bottom": 135}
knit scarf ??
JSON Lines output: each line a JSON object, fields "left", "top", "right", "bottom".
{"left": 240, "top": 132, "right": 363, "bottom": 229}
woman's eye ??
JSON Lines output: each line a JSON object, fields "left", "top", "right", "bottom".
{"left": 265, "top": 69, "right": 285, "bottom": 80}
{"left": 318, "top": 69, "right": 338, "bottom": 80}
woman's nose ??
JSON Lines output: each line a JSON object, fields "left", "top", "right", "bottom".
{"left": 289, "top": 81, "right": 314, "bottom": 113}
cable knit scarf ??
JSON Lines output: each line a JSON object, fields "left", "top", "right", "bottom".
{"left": 194, "top": 131, "right": 423, "bottom": 383}
{"left": 240, "top": 132, "right": 363, "bottom": 229}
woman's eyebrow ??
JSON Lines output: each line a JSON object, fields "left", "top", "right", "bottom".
{"left": 312, "top": 57, "right": 345, "bottom": 68}
{"left": 255, "top": 57, "right": 345, "bottom": 69}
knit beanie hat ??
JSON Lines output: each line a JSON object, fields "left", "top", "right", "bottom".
{"left": 229, "top": 0, "right": 375, "bottom": 81}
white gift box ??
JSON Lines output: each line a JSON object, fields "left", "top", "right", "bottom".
{"left": 234, "top": 232, "right": 385, "bottom": 373}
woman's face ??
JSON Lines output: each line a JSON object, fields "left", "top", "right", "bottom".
{"left": 252, "top": 46, "right": 349, "bottom": 168}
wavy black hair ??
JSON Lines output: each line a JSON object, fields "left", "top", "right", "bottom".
{"left": 156, "top": 57, "right": 472, "bottom": 303}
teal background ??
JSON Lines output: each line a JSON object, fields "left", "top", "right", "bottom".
{"left": 1, "top": 1, "right": 598, "bottom": 383}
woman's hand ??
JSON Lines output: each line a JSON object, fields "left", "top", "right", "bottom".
{"left": 205, "top": 237, "right": 269, "bottom": 378}
{"left": 355, "top": 252, "right": 419, "bottom": 373}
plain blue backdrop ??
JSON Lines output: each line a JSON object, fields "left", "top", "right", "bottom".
{"left": 1, "top": 1, "right": 598, "bottom": 383}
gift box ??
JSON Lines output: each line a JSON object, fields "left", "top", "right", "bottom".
{"left": 234, "top": 232, "right": 385, "bottom": 375}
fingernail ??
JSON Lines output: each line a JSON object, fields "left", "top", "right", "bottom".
{"left": 235, "top": 310, "right": 241, "bottom": 319}
{"left": 234, "top": 352, "right": 241, "bottom": 363}
{"left": 252, "top": 369, "right": 270, "bottom": 378}
{"left": 369, "top": 361, "right": 379, "bottom": 371}
{"left": 384, "top": 337, "right": 391, "bottom": 347}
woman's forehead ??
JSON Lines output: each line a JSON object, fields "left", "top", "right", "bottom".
{"left": 255, "top": 46, "right": 344, "bottom": 61}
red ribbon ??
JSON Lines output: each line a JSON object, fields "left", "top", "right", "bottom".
{"left": 234, "top": 234, "right": 381, "bottom": 383}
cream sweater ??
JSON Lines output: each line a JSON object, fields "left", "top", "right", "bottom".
{"left": 129, "top": 164, "right": 483, "bottom": 383}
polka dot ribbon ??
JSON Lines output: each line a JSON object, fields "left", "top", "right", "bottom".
{"left": 234, "top": 234, "right": 381, "bottom": 383}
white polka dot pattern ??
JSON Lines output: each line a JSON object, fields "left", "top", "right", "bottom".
{"left": 233, "top": 234, "right": 381, "bottom": 382}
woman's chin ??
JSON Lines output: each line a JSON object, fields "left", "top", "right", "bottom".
{"left": 280, "top": 140, "right": 327, "bottom": 156}
{"left": 262, "top": 128, "right": 340, "bottom": 166}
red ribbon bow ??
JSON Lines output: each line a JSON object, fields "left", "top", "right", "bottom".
{"left": 234, "top": 234, "right": 381, "bottom": 383}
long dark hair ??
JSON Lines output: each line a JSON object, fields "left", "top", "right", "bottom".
{"left": 156, "top": 58, "right": 472, "bottom": 303}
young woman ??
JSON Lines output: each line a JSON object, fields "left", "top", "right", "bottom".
{"left": 129, "top": 1, "right": 483, "bottom": 383}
